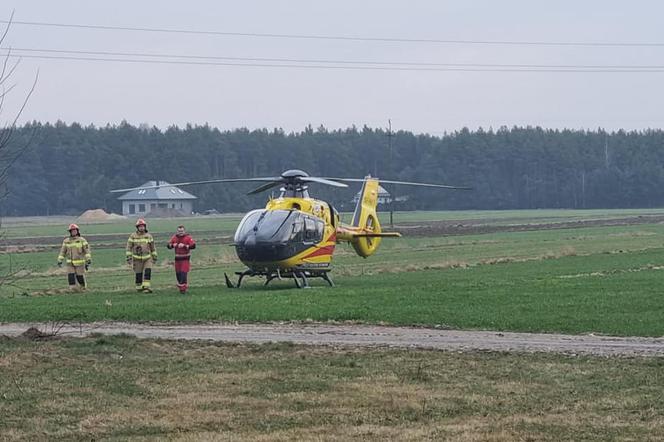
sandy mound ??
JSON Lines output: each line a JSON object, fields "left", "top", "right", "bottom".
{"left": 78, "top": 209, "right": 127, "bottom": 221}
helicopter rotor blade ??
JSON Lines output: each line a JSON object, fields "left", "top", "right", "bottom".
{"left": 375, "top": 179, "right": 472, "bottom": 190}
{"left": 110, "top": 177, "right": 282, "bottom": 193}
{"left": 300, "top": 177, "right": 348, "bottom": 188}
{"left": 109, "top": 172, "right": 470, "bottom": 194}
{"left": 324, "top": 177, "right": 472, "bottom": 190}
{"left": 246, "top": 181, "right": 283, "bottom": 195}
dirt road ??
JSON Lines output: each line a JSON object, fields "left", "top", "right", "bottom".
{"left": 1, "top": 322, "right": 663, "bottom": 356}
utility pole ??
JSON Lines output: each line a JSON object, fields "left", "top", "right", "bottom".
{"left": 386, "top": 119, "right": 394, "bottom": 228}
{"left": 387, "top": 119, "right": 394, "bottom": 169}
{"left": 581, "top": 170, "right": 586, "bottom": 209}
{"left": 604, "top": 134, "right": 609, "bottom": 170}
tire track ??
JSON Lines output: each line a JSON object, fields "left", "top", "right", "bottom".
{"left": 1, "top": 322, "right": 663, "bottom": 356}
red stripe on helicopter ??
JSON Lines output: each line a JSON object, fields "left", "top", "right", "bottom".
{"left": 303, "top": 244, "right": 336, "bottom": 259}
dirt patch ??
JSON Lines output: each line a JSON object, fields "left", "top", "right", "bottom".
{"left": 1, "top": 323, "right": 662, "bottom": 356}
{"left": 77, "top": 209, "right": 126, "bottom": 222}
{"left": 19, "top": 327, "right": 56, "bottom": 341}
{"left": 1, "top": 232, "right": 233, "bottom": 249}
{"left": 147, "top": 208, "right": 189, "bottom": 218}
{"left": 1, "top": 245, "right": 42, "bottom": 254}
{"left": 394, "top": 214, "right": 664, "bottom": 237}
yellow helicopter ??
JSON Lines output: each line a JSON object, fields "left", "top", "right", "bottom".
{"left": 112, "top": 170, "right": 470, "bottom": 288}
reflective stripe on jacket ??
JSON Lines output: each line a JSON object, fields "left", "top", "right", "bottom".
{"left": 126, "top": 232, "right": 157, "bottom": 261}
{"left": 58, "top": 236, "right": 91, "bottom": 266}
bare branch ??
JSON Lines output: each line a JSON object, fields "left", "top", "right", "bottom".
{"left": 0, "top": 69, "right": 38, "bottom": 179}
{"left": 12, "top": 376, "right": 24, "bottom": 394}
{"left": 0, "top": 14, "right": 39, "bottom": 290}
{"left": 0, "top": 55, "right": 23, "bottom": 87}
{"left": 0, "top": 267, "right": 31, "bottom": 290}
{"left": 0, "top": 47, "right": 12, "bottom": 82}
{"left": 8, "top": 68, "right": 38, "bottom": 129}
{"left": 0, "top": 12, "right": 17, "bottom": 84}
{"left": 0, "top": 83, "right": 18, "bottom": 121}
{"left": 0, "top": 123, "right": 38, "bottom": 185}
{"left": 0, "top": 85, "right": 4, "bottom": 119}
{"left": 0, "top": 10, "right": 14, "bottom": 48}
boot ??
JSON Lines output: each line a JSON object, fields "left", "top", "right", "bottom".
{"left": 135, "top": 273, "right": 143, "bottom": 291}
{"left": 76, "top": 275, "right": 87, "bottom": 292}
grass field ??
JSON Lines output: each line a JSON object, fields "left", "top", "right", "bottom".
{"left": 3, "top": 209, "right": 664, "bottom": 441}
{"left": 2, "top": 210, "right": 664, "bottom": 336}
{"left": 1, "top": 335, "right": 663, "bottom": 441}
{"left": 3, "top": 249, "right": 664, "bottom": 336}
{"left": 4, "top": 207, "right": 664, "bottom": 237}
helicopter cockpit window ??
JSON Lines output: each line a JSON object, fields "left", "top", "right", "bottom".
{"left": 236, "top": 209, "right": 301, "bottom": 243}
{"left": 255, "top": 210, "right": 298, "bottom": 242}
{"left": 234, "top": 209, "right": 264, "bottom": 243}
{"left": 290, "top": 219, "right": 304, "bottom": 242}
{"left": 315, "top": 219, "right": 324, "bottom": 239}
{"left": 303, "top": 217, "right": 324, "bottom": 243}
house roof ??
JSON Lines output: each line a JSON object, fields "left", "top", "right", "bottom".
{"left": 354, "top": 185, "right": 390, "bottom": 197}
{"left": 352, "top": 185, "right": 392, "bottom": 203}
{"left": 117, "top": 181, "right": 198, "bottom": 201}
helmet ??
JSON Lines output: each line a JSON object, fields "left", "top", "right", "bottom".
{"left": 135, "top": 218, "right": 147, "bottom": 227}
{"left": 68, "top": 223, "right": 80, "bottom": 231}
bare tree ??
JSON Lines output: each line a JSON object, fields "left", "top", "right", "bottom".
{"left": 0, "top": 13, "right": 38, "bottom": 196}
{"left": 0, "top": 12, "right": 39, "bottom": 290}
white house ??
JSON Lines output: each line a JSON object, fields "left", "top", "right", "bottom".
{"left": 117, "top": 181, "right": 197, "bottom": 216}
{"left": 352, "top": 185, "right": 392, "bottom": 205}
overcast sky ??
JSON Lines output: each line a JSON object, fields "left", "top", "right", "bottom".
{"left": 1, "top": 1, "right": 663, "bottom": 134}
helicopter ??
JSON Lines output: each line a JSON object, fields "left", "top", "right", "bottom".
{"left": 111, "top": 170, "right": 470, "bottom": 288}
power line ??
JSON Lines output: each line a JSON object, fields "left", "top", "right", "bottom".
{"left": 4, "top": 52, "right": 664, "bottom": 73}
{"left": 0, "top": 49, "right": 664, "bottom": 73}
{"left": 4, "top": 47, "right": 664, "bottom": 70}
{"left": 2, "top": 19, "right": 664, "bottom": 48}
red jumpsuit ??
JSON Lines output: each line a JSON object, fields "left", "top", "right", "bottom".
{"left": 166, "top": 233, "right": 196, "bottom": 293}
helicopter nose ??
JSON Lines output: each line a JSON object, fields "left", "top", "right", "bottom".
{"left": 236, "top": 241, "right": 289, "bottom": 264}
{"left": 236, "top": 243, "right": 256, "bottom": 262}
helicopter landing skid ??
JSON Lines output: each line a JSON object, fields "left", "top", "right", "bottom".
{"left": 224, "top": 269, "right": 334, "bottom": 289}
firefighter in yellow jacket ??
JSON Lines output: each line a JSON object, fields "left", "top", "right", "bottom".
{"left": 57, "top": 223, "right": 91, "bottom": 291}
{"left": 126, "top": 218, "right": 157, "bottom": 293}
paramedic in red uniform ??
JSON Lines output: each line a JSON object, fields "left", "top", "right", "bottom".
{"left": 166, "top": 225, "right": 196, "bottom": 294}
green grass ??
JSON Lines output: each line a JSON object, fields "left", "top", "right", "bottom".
{"left": 0, "top": 215, "right": 243, "bottom": 238}
{"left": 3, "top": 249, "right": 664, "bottom": 336}
{"left": 5, "top": 221, "right": 664, "bottom": 275}
{"left": 1, "top": 336, "right": 663, "bottom": 441}
{"left": 4, "top": 209, "right": 664, "bottom": 336}
{"left": 5, "top": 207, "right": 664, "bottom": 238}
{"left": 3, "top": 210, "right": 664, "bottom": 441}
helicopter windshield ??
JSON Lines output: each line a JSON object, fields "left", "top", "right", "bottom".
{"left": 234, "top": 209, "right": 263, "bottom": 243}
{"left": 234, "top": 209, "right": 302, "bottom": 243}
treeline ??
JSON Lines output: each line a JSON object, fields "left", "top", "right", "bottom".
{"left": 3, "top": 121, "right": 664, "bottom": 216}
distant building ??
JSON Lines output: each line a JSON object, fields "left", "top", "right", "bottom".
{"left": 117, "top": 181, "right": 197, "bottom": 216}
{"left": 351, "top": 185, "right": 409, "bottom": 206}
{"left": 352, "top": 185, "right": 392, "bottom": 205}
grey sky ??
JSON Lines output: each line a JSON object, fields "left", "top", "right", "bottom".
{"left": 1, "top": 1, "right": 663, "bottom": 134}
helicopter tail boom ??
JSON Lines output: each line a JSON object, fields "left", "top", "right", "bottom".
{"left": 347, "top": 232, "right": 401, "bottom": 238}
{"left": 341, "top": 177, "right": 385, "bottom": 257}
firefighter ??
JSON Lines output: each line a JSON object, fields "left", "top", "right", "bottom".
{"left": 57, "top": 223, "right": 91, "bottom": 291}
{"left": 166, "top": 224, "right": 196, "bottom": 294}
{"left": 126, "top": 218, "right": 157, "bottom": 293}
